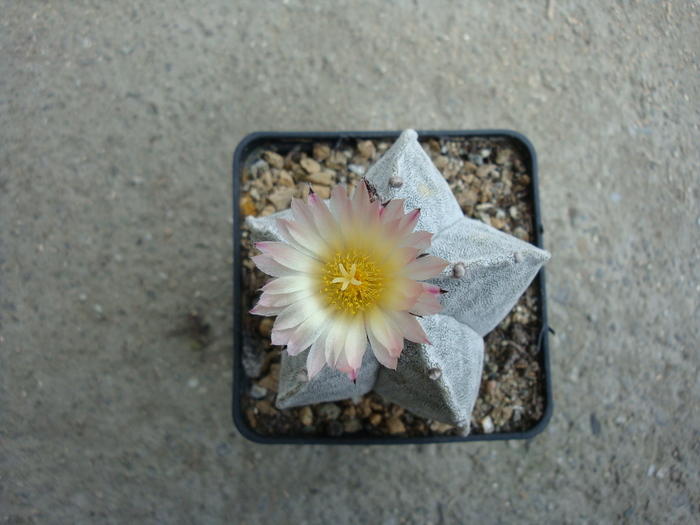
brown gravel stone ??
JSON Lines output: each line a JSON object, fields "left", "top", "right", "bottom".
{"left": 300, "top": 157, "right": 321, "bottom": 174}
{"left": 256, "top": 400, "right": 277, "bottom": 416}
{"left": 310, "top": 184, "right": 331, "bottom": 199}
{"left": 305, "top": 169, "right": 335, "bottom": 186}
{"left": 240, "top": 195, "right": 257, "bottom": 217}
{"left": 263, "top": 151, "right": 285, "bottom": 169}
{"left": 433, "top": 155, "right": 449, "bottom": 169}
{"left": 267, "top": 187, "right": 296, "bottom": 210}
{"left": 257, "top": 363, "right": 280, "bottom": 393}
{"left": 325, "top": 151, "right": 347, "bottom": 170}
{"left": 385, "top": 416, "right": 406, "bottom": 435}
{"left": 356, "top": 398, "right": 373, "bottom": 418}
{"left": 312, "top": 143, "right": 331, "bottom": 161}
{"left": 429, "top": 420, "right": 454, "bottom": 433}
{"left": 476, "top": 163, "right": 497, "bottom": 178}
{"left": 343, "top": 418, "right": 362, "bottom": 433}
{"left": 298, "top": 406, "right": 314, "bottom": 426}
{"left": 496, "top": 148, "right": 514, "bottom": 165}
{"left": 278, "top": 170, "right": 295, "bottom": 187}
{"left": 260, "top": 205, "right": 277, "bottom": 217}
{"left": 259, "top": 317, "right": 274, "bottom": 339}
{"left": 357, "top": 140, "right": 376, "bottom": 159}
{"left": 368, "top": 413, "right": 382, "bottom": 426}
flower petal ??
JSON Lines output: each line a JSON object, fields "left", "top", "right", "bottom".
{"left": 367, "top": 308, "right": 404, "bottom": 358}
{"left": 256, "top": 288, "right": 315, "bottom": 308}
{"left": 388, "top": 310, "right": 430, "bottom": 345}
{"left": 275, "top": 219, "right": 324, "bottom": 260}
{"left": 400, "top": 255, "right": 450, "bottom": 280}
{"left": 409, "top": 283, "right": 444, "bottom": 316}
{"left": 274, "top": 296, "right": 324, "bottom": 331}
{"left": 379, "top": 199, "right": 406, "bottom": 224}
{"left": 270, "top": 326, "right": 295, "bottom": 346}
{"left": 252, "top": 254, "right": 298, "bottom": 278}
{"left": 307, "top": 192, "right": 343, "bottom": 250}
{"left": 343, "top": 314, "right": 367, "bottom": 372}
{"left": 306, "top": 332, "right": 328, "bottom": 380}
{"left": 366, "top": 321, "right": 399, "bottom": 369}
{"left": 260, "top": 275, "right": 317, "bottom": 295}
{"left": 401, "top": 230, "right": 433, "bottom": 251}
{"left": 286, "top": 306, "right": 333, "bottom": 356}
{"left": 256, "top": 242, "right": 323, "bottom": 273}
{"left": 250, "top": 303, "right": 285, "bottom": 317}
{"left": 324, "top": 318, "right": 348, "bottom": 366}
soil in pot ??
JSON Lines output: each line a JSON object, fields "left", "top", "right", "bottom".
{"left": 238, "top": 135, "right": 546, "bottom": 439}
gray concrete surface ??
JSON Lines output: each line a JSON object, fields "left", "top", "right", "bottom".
{"left": 1, "top": 1, "right": 698, "bottom": 523}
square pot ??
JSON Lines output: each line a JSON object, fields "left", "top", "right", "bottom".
{"left": 232, "top": 130, "right": 552, "bottom": 444}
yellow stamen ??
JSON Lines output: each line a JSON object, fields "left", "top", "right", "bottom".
{"left": 322, "top": 251, "right": 384, "bottom": 314}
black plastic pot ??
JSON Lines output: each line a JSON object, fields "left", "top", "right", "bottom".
{"left": 232, "top": 130, "right": 552, "bottom": 444}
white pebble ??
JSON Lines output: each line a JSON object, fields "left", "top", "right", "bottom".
{"left": 92, "top": 304, "right": 103, "bottom": 314}
{"left": 348, "top": 164, "right": 366, "bottom": 176}
{"left": 481, "top": 416, "right": 495, "bottom": 434}
{"left": 78, "top": 293, "right": 88, "bottom": 302}
{"left": 187, "top": 377, "right": 199, "bottom": 388}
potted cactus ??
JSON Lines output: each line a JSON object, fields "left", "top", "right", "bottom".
{"left": 233, "top": 129, "right": 551, "bottom": 443}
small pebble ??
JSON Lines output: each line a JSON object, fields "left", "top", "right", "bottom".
{"left": 259, "top": 317, "right": 274, "bottom": 338}
{"left": 481, "top": 416, "right": 495, "bottom": 434}
{"left": 299, "top": 406, "right": 314, "bottom": 426}
{"left": 317, "top": 403, "right": 341, "bottom": 420}
{"left": 326, "top": 420, "right": 344, "bottom": 436}
{"left": 187, "top": 377, "right": 199, "bottom": 389}
{"left": 343, "top": 418, "right": 362, "bottom": 433}
{"left": 310, "top": 184, "right": 331, "bottom": 199}
{"left": 357, "top": 140, "right": 376, "bottom": 159}
{"left": 480, "top": 148, "right": 491, "bottom": 158}
{"left": 278, "top": 170, "right": 295, "bottom": 187}
{"left": 429, "top": 420, "right": 453, "bottom": 433}
{"left": 93, "top": 304, "right": 103, "bottom": 315}
{"left": 468, "top": 153, "right": 483, "bottom": 166}
{"left": 385, "top": 416, "right": 406, "bottom": 435}
{"left": 267, "top": 187, "right": 296, "bottom": 210}
{"left": 300, "top": 157, "right": 321, "bottom": 174}
{"left": 249, "top": 384, "right": 267, "bottom": 399}
{"left": 348, "top": 164, "right": 366, "bottom": 176}
{"left": 368, "top": 413, "right": 382, "bottom": 426}
{"left": 78, "top": 293, "right": 87, "bottom": 302}
{"left": 262, "top": 151, "right": 285, "bottom": 169}
{"left": 313, "top": 143, "right": 331, "bottom": 161}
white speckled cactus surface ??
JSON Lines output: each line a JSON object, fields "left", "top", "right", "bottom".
{"left": 246, "top": 130, "right": 550, "bottom": 430}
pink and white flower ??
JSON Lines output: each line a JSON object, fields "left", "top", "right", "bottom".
{"left": 250, "top": 181, "right": 450, "bottom": 381}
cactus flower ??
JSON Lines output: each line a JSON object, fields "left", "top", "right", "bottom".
{"left": 250, "top": 180, "right": 450, "bottom": 381}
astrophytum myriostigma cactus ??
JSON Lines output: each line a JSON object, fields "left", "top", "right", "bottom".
{"left": 246, "top": 129, "right": 550, "bottom": 432}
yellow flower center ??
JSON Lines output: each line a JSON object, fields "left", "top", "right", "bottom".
{"left": 322, "top": 251, "right": 384, "bottom": 314}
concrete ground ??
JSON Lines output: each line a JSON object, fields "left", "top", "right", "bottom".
{"left": 1, "top": 0, "right": 699, "bottom": 523}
